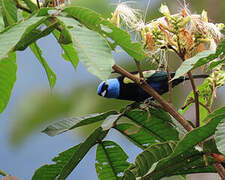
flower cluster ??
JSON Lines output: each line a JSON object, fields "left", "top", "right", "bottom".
{"left": 110, "top": 3, "right": 225, "bottom": 60}
{"left": 144, "top": 4, "right": 224, "bottom": 58}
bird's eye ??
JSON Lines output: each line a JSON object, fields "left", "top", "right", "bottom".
{"left": 101, "top": 90, "right": 107, "bottom": 97}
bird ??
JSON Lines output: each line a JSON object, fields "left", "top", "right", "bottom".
{"left": 97, "top": 70, "right": 208, "bottom": 102}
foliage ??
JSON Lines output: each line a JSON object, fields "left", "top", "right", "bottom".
{"left": 1, "top": 1, "right": 225, "bottom": 180}
{"left": 216, "top": 119, "right": 225, "bottom": 155}
{"left": 0, "top": 52, "right": 16, "bottom": 113}
{"left": 95, "top": 141, "right": 130, "bottom": 180}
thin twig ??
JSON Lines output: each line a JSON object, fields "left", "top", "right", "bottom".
{"left": 181, "top": 98, "right": 211, "bottom": 114}
{"left": 213, "top": 163, "right": 225, "bottom": 180}
{"left": 199, "top": 102, "right": 212, "bottom": 113}
{"left": 166, "top": 63, "right": 172, "bottom": 103}
{"left": 177, "top": 51, "right": 200, "bottom": 128}
{"left": 213, "top": 75, "right": 217, "bottom": 99}
{"left": 145, "top": 101, "right": 163, "bottom": 109}
{"left": 187, "top": 72, "right": 200, "bottom": 127}
{"left": 181, "top": 97, "right": 194, "bottom": 110}
{"left": 14, "top": 0, "right": 32, "bottom": 13}
{"left": 36, "top": 0, "right": 40, "bottom": 9}
{"left": 124, "top": 102, "right": 141, "bottom": 112}
{"left": 134, "top": 59, "right": 144, "bottom": 79}
{"left": 112, "top": 64, "right": 193, "bottom": 132}
{"left": 168, "top": 45, "right": 180, "bottom": 57}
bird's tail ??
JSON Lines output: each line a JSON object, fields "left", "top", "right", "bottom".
{"left": 184, "top": 74, "right": 209, "bottom": 80}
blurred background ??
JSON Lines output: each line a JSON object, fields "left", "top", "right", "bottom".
{"left": 1, "top": 0, "right": 225, "bottom": 179}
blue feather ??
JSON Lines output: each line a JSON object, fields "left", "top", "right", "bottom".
{"left": 97, "top": 71, "right": 208, "bottom": 102}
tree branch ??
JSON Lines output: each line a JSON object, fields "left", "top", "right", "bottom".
{"left": 166, "top": 64, "right": 172, "bottom": 103}
{"left": 187, "top": 72, "right": 200, "bottom": 127}
{"left": 181, "top": 97, "right": 194, "bottom": 110}
{"left": 213, "top": 163, "right": 225, "bottom": 180}
{"left": 174, "top": 48, "right": 200, "bottom": 128}
{"left": 169, "top": 32, "right": 200, "bottom": 127}
{"left": 36, "top": 0, "right": 40, "bottom": 9}
{"left": 112, "top": 64, "right": 193, "bottom": 132}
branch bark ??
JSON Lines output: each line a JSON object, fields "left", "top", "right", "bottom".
{"left": 112, "top": 64, "right": 193, "bottom": 132}
{"left": 36, "top": 0, "right": 40, "bottom": 9}
{"left": 214, "top": 163, "right": 225, "bottom": 180}
{"left": 166, "top": 64, "right": 172, "bottom": 103}
{"left": 187, "top": 72, "right": 200, "bottom": 127}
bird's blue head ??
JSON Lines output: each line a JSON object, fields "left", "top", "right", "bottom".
{"left": 97, "top": 78, "right": 120, "bottom": 98}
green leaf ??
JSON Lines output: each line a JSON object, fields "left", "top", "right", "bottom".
{"left": 32, "top": 144, "right": 81, "bottom": 180}
{"left": 142, "top": 106, "right": 225, "bottom": 179}
{"left": 57, "top": 24, "right": 72, "bottom": 44}
{"left": 129, "top": 141, "right": 177, "bottom": 177}
{"left": 142, "top": 149, "right": 215, "bottom": 180}
{"left": 57, "top": 127, "right": 108, "bottom": 180}
{"left": 0, "top": 16, "right": 44, "bottom": 60}
{"left": 123, "top": 108, "right": 179, "bottom": 142}
{"left": 101, "top": 114, "right": 121, "bottom": 130}
{"left": 23, "top": 0, "right": 38, "bottom": 12}
{"left": 0, "top": 51, "right": 16, "bottom": 113}
{"left": 14, "top": 17, "right": 56, "bottom": 51}
{"left": 95, "top": 141, "right": 130, "bottom": 180}
{"left": 215, "top": 119, "right": 225, "bottom": 155}
{"left": 33, "top": 128, "right": 108, "bottom": 180}
{"left": 123, "top": 169, "right": 136, "bottom": 180}
{"left": 62, "top": 7, "right": 147, "bottom": 61}
{"left": 172, "top": 50, "right": 214, "bottom": 80}
{"left": 115, "top": 123, "right": 159, "bottom": 149}
{"left": 203, "top": 139, "right": 220, "bottom": 154}
{"left": 0, "top": 0, "right": 17, "bottom": 27}
{"left": 32, "top": 128, "right": 107, "bottom": 180}
{"left": 173, "top": 40, "right": 225, "bottom": 80}
{"left": 208, "top": 58, "right": 225, "bottom": 70}
{"left": 58, "top": 17, "right": 114, "bottom": 80}
{"left": 42, "top": 111, "right": 118, "bottom": 136}
{"left": 52, "top": 29, "right": 79, "bottom": 70}
{"left": 129, "top": 141, "right": 215, "bottom": 180}
{"left": 36, "top": 7, "right": 55, "bottom": 16}
{"left": 10, "top": 92, "right": 74, "bottom": 145}
{"left": 0, "top": 11, "right": 4, "bottom": 31}
{"left": 165, "top": 106, "right": 225, "bottom": 160}
{"left": 30, "top": 42, "right": 56, "bottom": 89}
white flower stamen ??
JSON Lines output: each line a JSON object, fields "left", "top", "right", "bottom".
{"left": 112, "top": 2, "right": 145, "bottom": 31}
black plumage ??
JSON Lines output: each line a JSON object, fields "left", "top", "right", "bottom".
{"left": 117, "top": 71, "right": 208, "bottom": 102}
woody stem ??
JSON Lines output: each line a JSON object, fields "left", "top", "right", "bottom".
{"left": 112, "top": 64, "right": 193, "bottom": 132}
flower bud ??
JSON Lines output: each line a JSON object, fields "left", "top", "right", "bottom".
{"left": 201, "top": 10, "right": 208, "bottom": 22}
{"left": 159, "top": 4, "right": 170, "bottom": 17}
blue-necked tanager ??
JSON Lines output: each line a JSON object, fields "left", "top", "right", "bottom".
{"left": 97, "top": 70, "right": 208, "bottom": 102}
